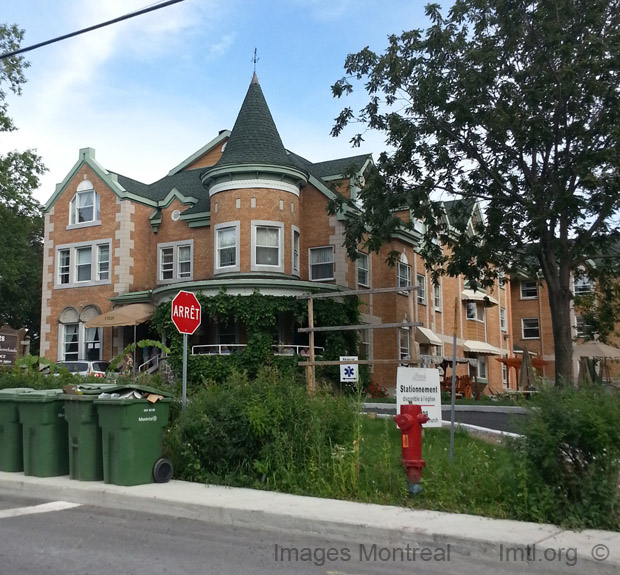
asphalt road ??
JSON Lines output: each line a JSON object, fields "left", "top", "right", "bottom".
{"left": 366, "top": 404, "right": 528, "bottom": 433}
{"left": 0, "top": 493, "right": 574, "bottom": 575}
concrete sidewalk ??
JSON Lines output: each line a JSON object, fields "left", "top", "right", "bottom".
{"left": 1, "top": 472, "right": 618, "bottom": 574}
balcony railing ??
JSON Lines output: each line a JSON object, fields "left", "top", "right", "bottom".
{"left": 191, "top": 344, "right": 324, "bottom": 356}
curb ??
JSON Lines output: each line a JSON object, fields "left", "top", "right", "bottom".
{"left": 1, "top": 473, "right": 618, "bottom": 574}
{"left": 364, "top": 402, "right": 528, "bottom": 414}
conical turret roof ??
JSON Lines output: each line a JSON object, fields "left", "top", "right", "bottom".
{"left": 216, "top": 74, "right": 292, "bottom": 168}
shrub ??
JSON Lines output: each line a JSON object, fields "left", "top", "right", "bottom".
{"left": 504, "top": 384, "right": 620, "bottom": 530}
{"left": 165, "top": 367, "right": 356, "bottom": 490}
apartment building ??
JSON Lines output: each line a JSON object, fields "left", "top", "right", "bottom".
{"left": 40, "top": 74, "right": 513, "bottom": 392}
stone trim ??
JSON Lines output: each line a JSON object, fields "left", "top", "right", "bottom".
{"left": 114, "top": 198, "right": 135, "bottom": 294}
{"left": 39, "top": 210, "right": 54, "bottom": 357}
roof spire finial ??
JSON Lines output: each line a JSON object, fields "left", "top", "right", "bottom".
{"left": 252, "top": 47, "right": 259, "bottom": 81}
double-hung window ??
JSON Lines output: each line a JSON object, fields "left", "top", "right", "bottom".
{"left": 309, "top": 246, "right": 334, "bottom": 281}
{"left": 433, "top": 283, "right": 442, "bottom": 311}
{"left": 252, "top": 221, "right": 283, "bottom": 271}
{"left": 574, "top": 275, "right": 592, "bottom": 296}
{"left": 63, "top": 324, "right": 79, "bottom": 361}
{"left": 500, "top": 307, "right": 507, "bottom": 331}
{"left": 75, "top": 247, "right": 92, "bottom": 282}
{"left": 158, "top": 241, "right": 193, "bottom": 283}
{"left": 466, "top": 301, "right": 485, "bottom": 321}
{"left": 399, "top": 328, "right": 410, "bottom": 360}
{"left": 416, "top": 274, "right": 426, "bottom": 304}
{"left": 522, "top": 318, "right": 540, "bottom": 339}
{"left": 69, "top": 189, "right": 100, "bottom": 226}
{"left": 215, "top": 223, "right": 239, "bottom": 272}
{"left": 292, "top": 228, "right": 300, "bottom": 275}
{"left": 97, "top": 245, "right": 109, "bottom": 281}
{"left": 520, "top": 280, "right": 538, "bottom": 299}
{"left": 357, "top": 253, "right": 369, "bottom": 287}
{"left": 59, "top": 249, "right": 70, "bottom": 284}
{"left": 397, "top": 262, "right": 411, "bottom": 294}
{"left": 55, "top": 240, "right": 112, "bottom": 288}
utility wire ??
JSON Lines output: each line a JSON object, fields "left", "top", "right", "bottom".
{"left": 0, "top": 0, "right": 188, "bottom": 61}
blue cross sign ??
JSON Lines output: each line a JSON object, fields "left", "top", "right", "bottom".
{"left": 340, "top": 356, "right": 359, "bottom": 382}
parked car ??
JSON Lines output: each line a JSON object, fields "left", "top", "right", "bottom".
{"left": 54, "top": 360, "right": 118, "bottom": 378}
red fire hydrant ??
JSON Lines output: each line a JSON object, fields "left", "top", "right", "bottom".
{"left": 394, "top": 404, "right": 429, "bottom": 494}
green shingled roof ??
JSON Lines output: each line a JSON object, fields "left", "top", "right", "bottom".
{"left": 288, "top": 151, "right": 370, "bottom": 182}
{"left": 215, "top": 74, "right": 293, "bottom": 168}
{"left": 114, "top": 169, "right": 207, "bottom": 206}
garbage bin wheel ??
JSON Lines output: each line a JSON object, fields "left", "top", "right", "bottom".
{"left": 153, "top": 458, "right": 173, "bottom": 483}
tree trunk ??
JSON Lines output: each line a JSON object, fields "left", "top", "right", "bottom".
{"left": 544, "top": 263, "right": 574, "bottom": 386}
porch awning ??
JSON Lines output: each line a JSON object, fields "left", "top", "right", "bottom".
{"left": 461, "top": 289, "right": 498, "bottom": 306}
{"left": 463, "top": 340, "right": 503, "bottom": 355}
{"left": 415, "top": 326, "right": 442, "bottom": 346}
{"left": 84, "top": 303, "right": 156, "bottom": 328}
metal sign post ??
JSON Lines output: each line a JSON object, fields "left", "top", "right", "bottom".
{"left": 171, "top": 291, "right": 201, "bottom": 412}
{"left": 182, "top": 333, "right": 188, "bottom": 411}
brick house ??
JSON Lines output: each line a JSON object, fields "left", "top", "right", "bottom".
{"left": 39, "top": 74, "right": 514, "bottom": 393}
{"left": 510, "top": 268, "right": 619, "bottom": 384}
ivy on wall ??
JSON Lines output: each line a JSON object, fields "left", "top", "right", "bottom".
{"left": 150, "top": 290, "right": 360, "bottom": 388}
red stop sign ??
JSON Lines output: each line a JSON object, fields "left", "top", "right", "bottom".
{"left": 171, "top": 291, "right": 201, "bottom": 335}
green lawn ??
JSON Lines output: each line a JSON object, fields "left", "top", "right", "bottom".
{"left": 355, "top": 416, "right": 517, "bottom": 518}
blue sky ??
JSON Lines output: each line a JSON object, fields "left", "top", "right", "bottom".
{"left": 3, "top": 0, "right": 441, "bottom": 205}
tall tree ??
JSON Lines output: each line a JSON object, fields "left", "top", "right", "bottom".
{"left": 1, "top": 24, "right": 46, "bottom": 349}
{"left": 331, "top": 0, "right": 620, "bottom": 384}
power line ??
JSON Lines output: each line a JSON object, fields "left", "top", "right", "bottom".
{"left": 0, "top": 0, "right": 188, "bottom": 61}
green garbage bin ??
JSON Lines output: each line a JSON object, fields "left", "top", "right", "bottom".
{"left": 0, "top": 388, "right": 34, "bottom": 472}
{"left": 63, "top": 384, "right": 119, "bottom": 481}
{"left": 18, "top": 389, "right": 69, "bottom": 477}
{"left": 95, "top": 386, "right": 173, "bottom": 486}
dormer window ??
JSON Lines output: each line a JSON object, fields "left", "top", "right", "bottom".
{"left": 70, "top": 181, "right": 100, "bottom": 227}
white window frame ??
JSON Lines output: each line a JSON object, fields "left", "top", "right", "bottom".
{"left": 416, "top": 274, "right": 426, "bottom": 305}
{"left": 291, "top": 226, "right": 300, "bottom": 276}
{"left": 84, "top": 327, "right": 102, "bottom": 361}
{"left": 214, "top": 222, "right": 240, "bottom": 274}
{"left": 478, "top": 355, "right": 488, "bottom": 379}
{"left": 522, "top": 317, "right": 540, "bottom": 339}
{"left": 309, "top": 246, "right": 334, "bottom": 281}
{"left": 520, "top": 280, "right": 538, "bottom": 299}
{"left": 399, "top": 328, "right": 410, "bottom": 360}
{"left": 68, "top": 189, "right": 101, "bottom": 229}
{"left": 500, "top": 307, "right": 507, "bottom": 331}
{"left": 97, "top": 244, "right": 110, "bottom": 281}
{"left": 575, "top": 315, "right": 588, "bottom": 338}
{"left": 573, "top": 275, "right": 592, "bottom": 296}
{"left": 157, "top": 240, "right": 194, "bottom": 284}
{"left": 62, "top": 323, "right": 80, "bottom": 361}
{"left": 356, "top": 252, "right": 369, "bottom": 287}
{"left": 466, "top": 301, "right": 485, "bottom": 322}
{"left": 58, "top": 322, "right": 103, "bottom": 362}
{"left": 433, "top": 283, "right": 442, "bottom": 311}
{"left": 501, "top": 360, "right": 508, "bottom": 386}
{"left": 251, "top": 220, "right": 284, "bottom": 272}
{"left": 397, "top": 261, "right": 411, "bottom": 294}
{"left": 359, "top": 328, "right": 370, "bottom": 360}
{"left": 55, "top": 239, "right": 112, "bottom": 288}
{"left": 58, "top": 249, "right": 70, "bottom": 285}
{"left": 75, "top": 246, "right": 92, "bottom": 283}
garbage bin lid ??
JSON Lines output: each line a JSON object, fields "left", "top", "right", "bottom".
{"left": 72, "top": 383, "right": 122, "bottom": 395}
{"left": 16, "top": 389, "right": 65, "bottom": 402}
{"left": 93, "top": 383, "right": 173, "bottom": 398}
{"left": 0, "top": 388, "right": 35, "bottom": 400}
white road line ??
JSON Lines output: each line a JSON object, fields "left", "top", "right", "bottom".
{"left": 0, "top": 501, "right": 81, "bottom": 520}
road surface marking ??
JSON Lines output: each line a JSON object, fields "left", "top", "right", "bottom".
{"left": 0, "top": 501, "right": 81, "bottom": 519}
